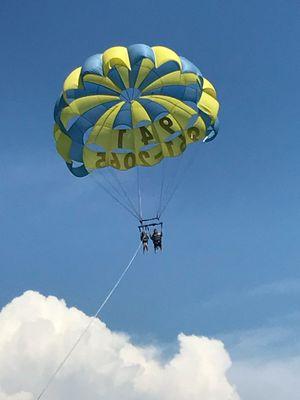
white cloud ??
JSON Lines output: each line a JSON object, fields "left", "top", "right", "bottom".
{"left": 224, "top": 322, "right": 300, "bottom": 400}
{"left": 249, "top": 278, "right": 300, "bottom": 296}
{"left": 229, "top": 357, "right": 300, "bottom": 400}
{"left": 0, "top": 291, "right": 239, "bottom": 400}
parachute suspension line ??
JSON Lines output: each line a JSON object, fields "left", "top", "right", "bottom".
{"left": 35, "top": 242, "right": 142, "bottom": 400}
{"left": 157, "top": 161, "right": 166, "bottom": 219}
{"left": 159, "top": 150, "right": 198, "bottom": 217}
{"left": 136, "top": 166, "right": 143, "bottom": 220}
{"left": 108, "top": 168, "right": 141, "bottom": 219}
{"left": 90, "top": 173, "right": 139, "bottom": 219}
{"left": 89, "top": 174, "right": 140, "bottom": 220}
{"left": 94, "top": 169, "right": 129, "bottom": 204}
{"left": 96, "top": 169, "right": 139, "bottom": 216}
{"left": 158, "top": 153, "right": 184, "bottom": 217}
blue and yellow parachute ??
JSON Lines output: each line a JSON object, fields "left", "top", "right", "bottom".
{"left": 54, "top": 44, "right": 219, "bottom": 177}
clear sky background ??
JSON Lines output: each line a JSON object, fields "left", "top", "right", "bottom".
{"left": 1, "top": 1, "right": 300, "bottom": 393}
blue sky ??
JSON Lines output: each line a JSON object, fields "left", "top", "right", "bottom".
{"left": 1, "top": 0, "right": 299, "bottom": 354}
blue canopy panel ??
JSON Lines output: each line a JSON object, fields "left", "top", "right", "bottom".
{"left": 66, "top": 100, "right": 120, "bottom": 143}
{"left": 128, "top": 44, "right": 155, "bottom": 66}
{"left": 128, "top": 59, "right": 143, "bottom": 88}
{"left": 108, "top": 67, "right": 127, "bottom": 91}
{"left": 204, "top": 118, "right": 220, "bottom": 142}
{"left": 138, "top": 98, "right": 169, "bottom": 121}
{"left": 113, "top": 103, "right": 132, "bottom": 129}
{"left": 180, "top": 56, "right": 202, "bottom": 77}
{"left": 81, "top": 54, "right": 103, "bottom": 77}
{"left": 65, "top": 83, "right": 119, "bottom": 103}
{"left": 128, "top": 44, "right": 155, "bottom": 88}
{"left": 70, "top": 142, "right": 84, "bottom": 162}
{"left": 198, "top": 108, "right": 212, "bottom": 129}
{"left": 54, "top": 95, "right": 69, "bottom": 132}
{"left": 143, "top": 83, "right": 200, "bottom": 104}
{"left": 138, "top": 61, "right": 181, "bottom": 92}
{"left": 66, "top": 162, "right": 89, "bottom": 177}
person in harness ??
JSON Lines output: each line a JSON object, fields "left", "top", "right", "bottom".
{"left": 151, "top": 228, "right": 163, "bottom": 252}
{"left": 140, "top": 230, "right": 149, "bottom": 253}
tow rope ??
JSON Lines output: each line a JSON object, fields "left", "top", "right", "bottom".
{"left": 36, "top": 242, "right": 142, "bottom": 400}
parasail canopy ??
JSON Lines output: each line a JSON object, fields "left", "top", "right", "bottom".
{"left": 54, "top": 44, "right": 219, "bottom": 178}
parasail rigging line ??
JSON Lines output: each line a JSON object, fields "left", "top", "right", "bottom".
{"left": 108, "top": 168, "right": 141, "bottom": 219}
{"left": 157, "top": 154, "right": 184, "bottom": 218}
{"left": 156, "top": 160, "right": 166, "bottom": 219}
{"left": 93, "top": 169, "right": 140, "bottom": 218}
{"left": 159, "top": 149, "right": 198, "bottom": 218}
{"left": 136, "top": 166, "right": 143, "bottom": 221}
{"left": 97, "top": 169, "right": 129, "bottom": 201}
{"left": 35, "top": 242, "right": 142, "bottom": 400}
{"left": 89, "top": 173, "right": 140, "bottom": 220}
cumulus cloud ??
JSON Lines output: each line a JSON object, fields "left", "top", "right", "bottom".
{"left": 225, "top": 320, "right": 300, "bottom": 400}
{"left": 0, "top": 291, "right": 239, "bottom": 400}
{"left": 248, "top": 278, "right": 300, "bottom": 296}
{"left": 230, "top": 357, "right": 300, "bottom": 400}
